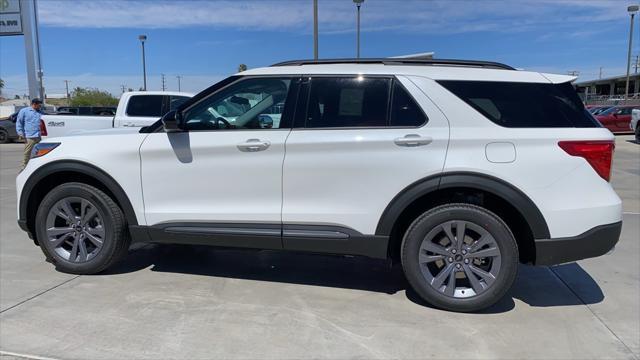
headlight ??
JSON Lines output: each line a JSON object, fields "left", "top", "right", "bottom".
{"left": 31, "top": 142, "right": 60, "bottom": 159}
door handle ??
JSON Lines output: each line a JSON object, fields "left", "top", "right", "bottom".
{"left": 394, "top": 134, "right": 432, "bottom": 147}
{"left": 122, "top": 122, "right": 135, "bottom": 127}
{"left": 237, "top": 138, "right": 271, "bottom": 152}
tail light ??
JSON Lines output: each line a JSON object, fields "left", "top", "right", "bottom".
{"left": 558, "top": 140, "right": 615, "bottom": 181}
{"left": 39, "top": 119, "right": 47, "bottom": 136}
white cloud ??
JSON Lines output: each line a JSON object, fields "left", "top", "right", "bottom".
{"left": 37, "top": 0, "right": 627, "bottom": 34}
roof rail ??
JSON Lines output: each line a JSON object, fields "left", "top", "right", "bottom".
{"left": 270, "top": 58, "right": 515, "bottom": 70}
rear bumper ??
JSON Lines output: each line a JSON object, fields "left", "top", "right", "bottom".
{"left": 534, "top": 221, "right": 622, "bottom": 266}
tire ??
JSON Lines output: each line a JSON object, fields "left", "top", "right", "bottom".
{"left": 635, "top": 126, "right": 640, "bottom": 143}
{"left": 0, "top": 129, "right": 10, "bottom": 144}
{"left": 401, "top": 203, "right": 518, "bottom": 312}
{"left": 35, "top": 182, "right": 131, "bottom": 274}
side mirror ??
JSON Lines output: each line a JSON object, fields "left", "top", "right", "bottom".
{"left": 162, "top": 110, "right": 182, "bottom": 132}
{"left": 258, "top": 114, "right": 274, "bottom": 129}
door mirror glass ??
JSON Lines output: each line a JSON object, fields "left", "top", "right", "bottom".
{"left": 258, "top": 114, "right": 274, "bottom": 129}
{"left": 162, "top": 110, "right": 182, "bottom": 132}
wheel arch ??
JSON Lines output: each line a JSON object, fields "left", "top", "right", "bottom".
{"left": 20, "top": 160, "right": 138, "bottom": 242}
{"left": 376, "top": 172, "right": 550, "bottom": 263}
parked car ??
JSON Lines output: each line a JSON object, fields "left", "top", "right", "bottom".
{"left": 0, "top": 112, "right": 48, "bottom": 143}
{"left": 41, "top": 91, "right": 193, "bottom": 138}
{"left": 0, "top": 112, "right": 19, "bottom": 143}
{"left": 631, "top": 108, "right": 640, "bottom": 142}
{"left": 594, "top": 106, "right": 637, "bottom": 134}
{"left": 16, "top": 58, "right": 621, "bottom": 312}
{"left": 56, "top": 106, "right": 117, "bottom": 116}
{"left": 589, "top": 106, "right": 613, "bottom": 115}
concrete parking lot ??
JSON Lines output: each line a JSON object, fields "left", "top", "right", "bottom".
{"left": 0, "top": 136, "right": 638, "bottom": 360}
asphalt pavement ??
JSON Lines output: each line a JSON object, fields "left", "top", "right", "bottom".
{"left": 0, "top": 136, "right": 638, "bottom": 360}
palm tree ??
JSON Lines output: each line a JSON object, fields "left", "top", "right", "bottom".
{"left": 0, "top": 78, "right": 4, "bottom": 97}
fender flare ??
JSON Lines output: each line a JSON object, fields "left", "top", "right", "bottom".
{"left": 375, "top": 172, "right": 550, "bottom": 239}
{"left": 19, "top": 160, "right": 139, "bottom": 227}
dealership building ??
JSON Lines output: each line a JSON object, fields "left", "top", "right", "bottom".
{"left": 575, "top": 73, "right": 640, "bottom": 104}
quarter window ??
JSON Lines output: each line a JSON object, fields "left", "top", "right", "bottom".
{"left": 439, "top": 81, "right": 599, "bottom": 128}
{"left": 183, "top": 78, "right": 292, "bottom": 131}
{"left": 306, "top": 77, "right": 390, "bottom": 128}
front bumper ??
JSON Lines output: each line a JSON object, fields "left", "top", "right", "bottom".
{"left": 534, "top": 221, "right": 622, "bottom": 266}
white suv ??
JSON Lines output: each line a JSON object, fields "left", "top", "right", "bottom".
{"left": 16, "top": 59, "right": 622, "bottom": 312}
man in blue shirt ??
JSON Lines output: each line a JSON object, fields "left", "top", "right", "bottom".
{"left": 16, "top": 98, "right": 44, "bottom": 170}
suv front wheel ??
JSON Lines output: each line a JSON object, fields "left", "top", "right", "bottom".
{"left": 35, "top": 183, "right": 130, "bottom": 274}
{"left": 401, "top": 203, "right": 518, "bottom": 312}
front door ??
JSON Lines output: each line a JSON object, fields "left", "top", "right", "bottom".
{"left": 140, "top": 77, "right": 298, "bottom": 247}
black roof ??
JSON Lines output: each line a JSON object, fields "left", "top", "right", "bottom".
{"left": 270, "top": 58, "right": 515, "bottom": 71}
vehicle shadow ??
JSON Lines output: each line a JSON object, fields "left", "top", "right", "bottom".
{"left": 106, "top": 244, "right": 604, "bottom": 313}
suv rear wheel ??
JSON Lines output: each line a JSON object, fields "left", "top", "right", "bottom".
{"left": 401, "top": 203, "right": 518, "bottom": 312}
{"left": 35, "top": 183, "right": 130, "bottom": 274}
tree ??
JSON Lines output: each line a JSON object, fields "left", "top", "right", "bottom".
{"left": 70, "top": 87, "right": 118, "bottom": 107}
{"left": 0, "top": 78, "right": 4, "bottom": 96}
{"left": 238, "top": 64, "right": 247, "bottom": 72}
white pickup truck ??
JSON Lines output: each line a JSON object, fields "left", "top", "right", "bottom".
{"left": 43, "top": 91, "right": 193, "bottom": 138}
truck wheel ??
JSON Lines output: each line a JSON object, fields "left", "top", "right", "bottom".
{"left": 401, "top": 203, "right": 518, "bottom": 312}
{"left": 635, "top": 127, "right": 640, "bottom": 143}
{"left": 0, "top": 129, "right": 10, "bottom": 144}
{"left": 35, "top": 183, "right": 130, "bottom": 274}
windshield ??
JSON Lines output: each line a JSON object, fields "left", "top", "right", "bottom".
{"left": 598, "top": 107, "right": 618, "bottom": 115}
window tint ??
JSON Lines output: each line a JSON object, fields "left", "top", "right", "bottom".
{"left": 438, "top": 81, "right": 600, "bottom": 128}
{"left": 126, "top": 95, "right": 164, "bottom": 117}
{"left": 169, "top": 96, "right": 190, "bottom": 112}
{"left": 306, "top": 77, "right": 390, "bottom": 128}
{"left": 390, "top": 81, "right": 428, "bottom": 127}
{"left": 183, "top": 78, "right": 292, "bottom": 130}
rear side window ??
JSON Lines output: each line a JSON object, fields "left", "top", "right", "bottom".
{"left": 126, "top": 95, "right": 164, "bottom": 117}
{"left": 438, "top": 81, "right": 599, "bottom": 128}
{"left": 306, "top": 77, "right": 390, "bottom": 128}
{"left": 390, "top": 81, "right": 428, "bottom": 127}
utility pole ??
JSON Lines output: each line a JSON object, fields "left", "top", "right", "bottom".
{"left": 176, "top": 75, "right": 182, "bottom": 92}
{"left": 138, "top": 35, "right": 147, "bottom": 91}
{"left": 313, "top": 0, "right": 318, "bottom": 60}
{"left": 353, "top": 0, "right": 364, "bottom": 58}
{"left": 635, "top": 55, "right": 639, "bottom": 74}
{"left": 161, "top": 74, "right": 166, "bottom": 91}
{"left": 599, "top": 66, "right": 603, "bottom": 79}
{"left": 120, "top": 85, "right": 126, "bottom": 94}
{"left": 625, "top": 5, "right": 638, "bottom": 100}
{"left": 567, "top": 70, "right": 579, "bottom": 77}
{"left": 64, "top": 80, "right": 70, "bottom": 104}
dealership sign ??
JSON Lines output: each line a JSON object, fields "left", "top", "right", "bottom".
{"left": 0, "top": 0, "right": 23, "bottom": 36}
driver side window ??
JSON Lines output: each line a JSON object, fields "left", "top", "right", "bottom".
{"left": 183, "top": 78, "right": 292, "bottom": 131}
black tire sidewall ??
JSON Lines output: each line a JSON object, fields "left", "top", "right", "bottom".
{"left": 35, "top": 183, "right": 121, "bottom": 274}
{"left": 0, "top": 129, "right": 9, "bottom": 143}
{"left": 401, "top": 204, "right": 518, "bottom": 312}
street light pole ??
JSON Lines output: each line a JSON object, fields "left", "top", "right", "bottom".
{"left": 176, "top": 75, "right": 182, "bottom": 92}
{"left": 625, "top": 5, "right": 638, "bottom": 100}
{"left": 138, "top": 35, "right": 148, "bottom": 91}
{"left": 353, "top": 0, "right": 364, "bottom": 58}
{"left": 313, "top": 0, "right": 318, "bottom": 60}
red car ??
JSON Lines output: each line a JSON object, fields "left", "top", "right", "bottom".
{"left": 594, "top": 106, "right": 637, "bottom": 133}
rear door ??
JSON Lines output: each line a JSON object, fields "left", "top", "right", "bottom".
{"left": 281, "top": 75, "right": 449, "bottom": 253}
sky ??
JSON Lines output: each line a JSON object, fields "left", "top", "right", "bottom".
{"left": 0, "top": 0, "right": 637, "bottom": 97}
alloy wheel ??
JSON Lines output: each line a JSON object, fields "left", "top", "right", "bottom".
{"left": 45, "top": 197, "right": 106, "bottom": 262}
{"left": 418, "top": 220, "right": 502, "bottom": 298}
